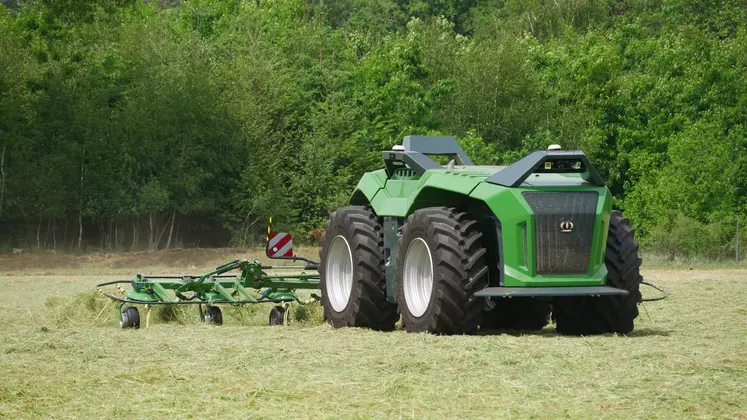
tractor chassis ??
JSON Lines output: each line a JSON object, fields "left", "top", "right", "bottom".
{"left": 476, "top": 286, "right": 628, "bottom": 298}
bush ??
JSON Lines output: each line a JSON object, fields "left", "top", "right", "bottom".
{"left": 645, "top": 212, "right": 741, "bottom": 261}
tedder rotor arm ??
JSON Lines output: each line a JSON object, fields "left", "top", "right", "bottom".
{"left": 107, "top": 258, "right": 319, "bottom": 305}
{"left": 96, "top": 255, "right": 321, "bottom": 328}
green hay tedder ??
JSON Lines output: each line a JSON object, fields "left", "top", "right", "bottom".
{"left": 98, "top": 136, "right": 664, "bottom": 334}
{"left": 96, "top": 228, "right": 321, "bottom": 328}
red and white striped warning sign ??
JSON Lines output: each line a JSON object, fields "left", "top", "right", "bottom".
{"left": 267, "top": 232, "right": 294, "bottom": 258}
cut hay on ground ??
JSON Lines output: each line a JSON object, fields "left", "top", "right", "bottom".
{"left": 0, "top": 267, "right": 745, "bottom": 418}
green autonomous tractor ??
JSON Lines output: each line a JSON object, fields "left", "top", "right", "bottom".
{"left": 98, "top": 135, "right": 657, "bottom": 335}
{"left": 319, "top": 136, "right": 645, "bottom": 335}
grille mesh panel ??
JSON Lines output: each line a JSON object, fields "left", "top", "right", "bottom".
{"left": 522, "top": 191, "right": 598, "bottom": 275}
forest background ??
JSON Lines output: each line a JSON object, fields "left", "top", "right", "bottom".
{"left": 0, "top": 0, "right": 746, "bottom": 261}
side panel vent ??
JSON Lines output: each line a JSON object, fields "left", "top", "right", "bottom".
{"left": 522, "top": 223, "right": 528, "bottom": 267}
{"left": 522, "top": 191, "right": 598, "bottom": 275}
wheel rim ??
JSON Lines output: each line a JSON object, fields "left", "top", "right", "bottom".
{"left": 326, "top": 235, "right": 354, "bottom": 312}
{"left": 403, "top": 238, "right": 434, "bottom": 317}
{"left": 120, "top": 311, "right": 128, "bottom": 327}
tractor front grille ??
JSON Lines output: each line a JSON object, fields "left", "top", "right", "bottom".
{"left": 522, "top": 191, "right": 598, "bottom": 275}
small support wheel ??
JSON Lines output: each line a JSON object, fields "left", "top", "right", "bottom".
{"left": 120, "top": 306, "right": 140, "bottom": 329}
{"left": 269, "top": 306, "right": 287, "bottom": 326}
{"left": 204, "top": 306, "right": 223, "bottom": 325}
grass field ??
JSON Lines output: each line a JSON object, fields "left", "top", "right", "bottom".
{"left": 0, "top": 250, "right": 746, "bottom": 418}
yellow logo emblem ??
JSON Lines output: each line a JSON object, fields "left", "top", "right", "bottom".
{"left": 560, "top": 219, "right": 574, "bottom": 233}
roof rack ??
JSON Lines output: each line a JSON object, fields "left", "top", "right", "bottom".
{"left": 485, "top": 150, "right": 605, "bottom": 187}
{"left": 382, "top": 136, "right": 473, "bottom": 176}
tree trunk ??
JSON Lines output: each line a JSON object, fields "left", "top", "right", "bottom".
{"left": 175, "top": 221, "right": 180, "bottom": 249}
{"left": 78, "top": 210, "right": 82, "bottom": 250}
{"left": 53, "top": 218, "right": 56, "bottom": 250}
{"left": 36, "top": 217, "right": 42, "bottom": 249}
{"left": 77, "top": 145, "right": 86, "bottom": 250}
{"left": 0, "top": 142, "right": 5, "bottom": 217}
{"left": 149, "top": 212, "right": 154, "bottom": 250}
{"left": 43, "top": 217, "right": 51, "bottom": 247}
{"left": 106, "top": 218, "right": 113, "bottom": 251}
{"left": 78, "top": 209, "right": 83, "bottom": 250}
{"left": 131, "top": 219, "right": 138, "bottom": 251}
{"left": 165, "top": 211, "right": 176, "bottom": 249}
{"left": 154, "top": 211, "right": 172, "bottom": 250}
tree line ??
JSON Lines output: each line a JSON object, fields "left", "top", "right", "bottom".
{"left": 0, "top": 0, "right": 745, "bottom": 260}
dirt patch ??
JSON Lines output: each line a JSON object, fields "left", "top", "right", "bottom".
{"left": 0, "top": 248, "right": 253, "bottom": 271}
{"left": 76, "top": 248, "right": 250, "bottom": 269}
{"left": 0, "top": 252, "right": 78, "bottom": 270}
{"left": 3, "top": 250, "right": 746, "bottom": 279}
{"left": 643, "top": 269, "right": 747, "bottom": 282}
{"left": 0, "top": 247, "right": 320, "bottom": 271}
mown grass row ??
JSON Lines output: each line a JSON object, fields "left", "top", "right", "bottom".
{"left": 0, "top": 272, "right": 745, "bottom": 418}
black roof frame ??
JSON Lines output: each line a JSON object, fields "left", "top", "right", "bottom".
{"left": 485, "top": 150, "right": 605, "bottom": 188}
{"left": 382, "top": 135, "right": 473, "bottom": 176}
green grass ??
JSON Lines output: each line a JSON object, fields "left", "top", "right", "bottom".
{"left": 0, "top": 270, "right": 745, "bottom": 418}
{"left": 640, "top": 252, "right": 747, "bottom": 270}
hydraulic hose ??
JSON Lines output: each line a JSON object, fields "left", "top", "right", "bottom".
{"left": 640, "top": 281, "right": 668, "bottom": 302}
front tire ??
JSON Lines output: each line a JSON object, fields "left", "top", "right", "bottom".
{"left": 554, "top": 210, "right": 642, "bottom": 335}
{"left": 396, "top": 207, "right": 489, "bottom": 334}
{"left": 319, "top": 206, "right": 398, "bottom": 330}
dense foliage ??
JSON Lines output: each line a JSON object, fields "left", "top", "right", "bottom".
{"left": 0, "top": 0, "right": 745, "bottom": 259}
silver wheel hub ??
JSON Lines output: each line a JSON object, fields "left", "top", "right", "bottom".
{"left": 403, "top": 238, "right": 434, "bottom": 317}
{"left": 326, "top": 235, "right": 354, "bottom": 312}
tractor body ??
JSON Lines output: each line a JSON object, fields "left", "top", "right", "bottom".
{"left": 320, "top": 135, "right": 644, "bottom": 334}
{"left": 352, "top": 136, "right": 615, "bottom": 295}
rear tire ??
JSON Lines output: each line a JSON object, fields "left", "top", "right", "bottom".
{"left": 319, "top": 206, "right": 398, "bottom": 330}
{"left": 482, "top": 298, "right": 551, "bottom": 331}
{"left": 554, "top": 210, "right": 642, "bottom": 335}
{"left": 396, "top": 207, "right": 489, "bottom": 334}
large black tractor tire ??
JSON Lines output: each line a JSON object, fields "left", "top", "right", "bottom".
{"left": 554, "top": 210, "right": 643, "bottom": 335}
{"left": 482, "top": 298, "right": 551, "bottom": 331}
{"left": 396, "top": 207, "right": 489, "bottom": 334}
{"left": 319, "top": 206, "right": 398, "bottom": 330}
